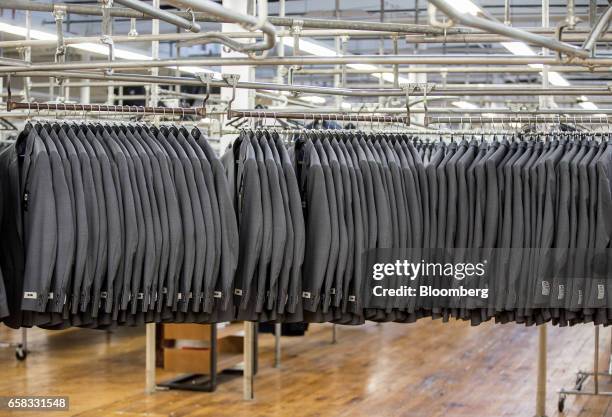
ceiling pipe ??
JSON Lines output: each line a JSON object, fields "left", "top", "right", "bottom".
{"left": 10, "top": 71, "right": 612, "bottom": 98}
{"left": 0, "top": 0, "right": 461, "bottom": 35}
{"left": 165, "top": 0, "right": 276, "bottom": 53}
{"left": 113, "top": 0, "right": 200, "bottom": 32}
{"left": 582, "top": 5, "right": 612, "bottom": 52}
{"left": 3, "top": 54, "right": 612, "bottom": 73}
{"left": 427, "top": 0, "right": 590, "bottom": 59}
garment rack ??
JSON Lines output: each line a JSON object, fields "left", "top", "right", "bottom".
{"left": 236, "top": 115, "right": 611, "bottom": 416}
{"left": 228, "top": 110, "right": 409, "bottom": 124}
{"left": 229, "top": 110, "right": 612, "bottom": 130}
{"left": 558, "top": 327, "right": 612, "bottom": 412}
{"left": 5, "top": 100, "right": 205, "bottom": 117}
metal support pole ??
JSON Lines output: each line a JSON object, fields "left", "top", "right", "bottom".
{"left": 536, "top": 325, "right": 547, "bottom": 417}
{"left": 590, "top": 0, "right": 598, "bottom": 26}
{"left": 536, "top": 1, "right": 549, "bottom": 416}
{"left": 504, "top": 0, "right": 511, "bottom": 26}
{"left": 274, "top": 323, "right": 281, "bottom": 368}
{"left": 608, "top": 328, "right": 612, "bottom": 376}
{"left": 145, "top": 0, "right": 160, "bottom": 396}
{"left": 244, "top": 321, "right": 254, "bottom": 400}
{"left": 24, "top": 10, "right": 31, "bottom": 102}
{"left": 151, "top": 0, "right": 160, "bottom": 108}
{"left": 393, "top": 35, "right": 399, "bottom": 88}
{"left": 145, "top": 323, "right": 156, "bottom": 394}
{"left": 332, "top": 324, "right": 337, "bottom": 344}
{"left": 276, "top": 0, "right": 285, "bottom": 86}
{"left": 594, "top": 326, "right": 600, "bottom": 395}
{"left": 21, "top": 328, "right": 27, "bottom": 356}
{"left": 334, "top": 0, "right": 341, "bottom": 108}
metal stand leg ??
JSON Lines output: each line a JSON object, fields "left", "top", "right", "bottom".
{"left": 608, "top": 328, "right": 612, "bottom": 376}
{"left": 243, "top": 321, "right": 255, "bottom": 400}
{"left": 21, "top": 328, "right": 27, "bottom": 354}
{"left": 536, "top": 324, "right": 547, "bottom": 417}
{"left": 145, "top": 323, "right": 156, "bottom": 394}
{"left": 274, "top": 323, "right": 281, "bottom": 368}
{"left": 594, "top": 326, "right": 600, "bottom": 395}
{"left": 558, "top": 325, "right": 612, "bottom": 413}
{"left": 332, "top": 324, "right": 337, "bottom": 344}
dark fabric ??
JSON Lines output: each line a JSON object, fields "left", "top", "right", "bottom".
{"left": 3, "top": 126, "right": 612, "bottom": 328}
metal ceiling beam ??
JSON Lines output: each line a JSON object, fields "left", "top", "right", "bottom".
{"left": 2, "top": 55, "right": 612, "bottom": 74}
{"left": 164, "top": 0, "right": 276, "bottom": 53}
{"left": 10, "top": 71, "right": 612, "bottom": 97}
{"left": 428, "top": 0, "right": 590, "bottom": 58}
{"left": 0, "top": 0, "right": 461, "bottom": 35}
{"left": 405, "top": 32, "right": 612, "bottom": 43}
{"left": 295, "top": 66, "right": 612, "bottom": 74}
{"left": 582, "top": 5, "right": 612, "bottom": 52}
{"left": 113, "top": 0, "right": 201, "bottom": 32}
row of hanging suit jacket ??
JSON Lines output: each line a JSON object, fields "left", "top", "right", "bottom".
{"left": 223, "top": 130, "right": 612, "bottom": 327}
{"left": 2, "top": 125, "right": 612, "bottom": 328}
{"left": 0, "top": 122, "right": 239, "bottom": 329}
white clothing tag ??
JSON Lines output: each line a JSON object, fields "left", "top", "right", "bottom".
{"left": 541, "top": 281, "right": 550, "bottom": 296}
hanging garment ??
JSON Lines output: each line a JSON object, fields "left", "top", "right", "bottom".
{"left": 224, "top": 129, "right": 612, "bottom": 327}
{"left": 3, "top": 125, "right": 612, "bottom": 328}
{"left": 0, "top": 121, "right": 238, "bottom": 328}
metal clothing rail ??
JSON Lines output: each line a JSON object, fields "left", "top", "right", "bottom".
{"left": 228, "top": 110, "right": 409, "bottom": 124}
{"left": 426, "top": 115, "right": 612, "bottom": 124}
{"left": 6, "top": 101, "right": 205, "bottom": 116}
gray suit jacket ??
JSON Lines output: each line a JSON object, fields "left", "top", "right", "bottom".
{"left": 40, "top": 127, "right": 75, "bottom": 314}
{"left": 82, "top": 126, "right": 122, "bottom": 315}
{"left": 176, "top": 130, "right": 213, "bottom": 314}
{"left": 300, "top": 139, "right": 331, "bottom": 312}
{"left": 275, "top": 137, "right": 305, "bottom": 315}
{"left": 19, "top": 126, "right": 58, "bottom": 313}
{"left": 196, "top": 134, "right": 238, "bottom": 312}
{"left": 261, "top": 136, "right": 287, "bottom": 312}
{"left": 187, "top": 132, "right": 223, "bottom": 313}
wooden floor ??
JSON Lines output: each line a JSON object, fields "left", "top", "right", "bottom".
{"left": 1, "top": 320, "right": 612, "bottom": 417}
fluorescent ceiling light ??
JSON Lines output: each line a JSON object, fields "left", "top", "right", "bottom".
{"left": 500, "top": 41, "right": 536, "bottom": 56}
{"left": 0, "top": 20, "right": 218, "bottom": 77}
{"left": 500, "top": 41, "right": 570, "bottom": 86}
{"left": 447, "top": 0, "right": 482, "bottom": 16}
{"left": 300, "top": 95, "right": 326, "bottom": 105}
{"left": 341, "top": 102, "right": 352, "bottom": 110}
{"left": 452, "top": 100, "right": 478, "bottom": 109}
{"left": 290, "top": 39, "right": 339, "bottom": 57}
{"left": 0, "top": 22, "right": 56, "bottom": 41}
{"left": 579, "top": 101, "right": 599, "bottom": 110}
{"left": 282, "top": 37, "right": 411, "bottom": 84}
{"left": 579, "top": 96, "right": 599, "bottom": 110}
{"left": 546, "top": 71, "right": 571, "bottom": 87}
